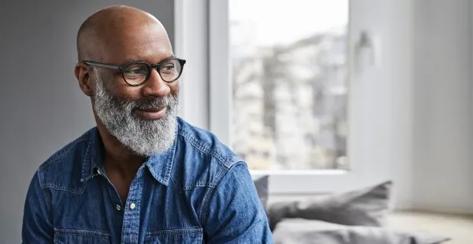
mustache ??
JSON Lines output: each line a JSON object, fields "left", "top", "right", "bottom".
{"left": 131, "top": 96, "right": 176, "bottom": 110}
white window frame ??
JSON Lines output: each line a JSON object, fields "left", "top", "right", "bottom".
{"left": 174, "top": 0, "right": 400, "bottom": 195}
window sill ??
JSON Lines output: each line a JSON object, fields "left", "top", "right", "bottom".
{"left": 251, "top": 169, "right": 348, "bottom": 177}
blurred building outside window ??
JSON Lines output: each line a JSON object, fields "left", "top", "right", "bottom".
{"left": 229, "top": 0, "right": 349, "bottom": 170}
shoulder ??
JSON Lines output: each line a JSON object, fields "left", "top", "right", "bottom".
{"left": 176, "top": 117, "right": 242, "bottom": 169}
{"left": 35, "top": 129, "right": 95, "bottom": 192}
{"left": 172, "top": 117, "right": 246, "bottom": 189}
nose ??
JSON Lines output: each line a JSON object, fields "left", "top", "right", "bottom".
{"left": 141, "top": 68, "right": 171, "bottom": 97}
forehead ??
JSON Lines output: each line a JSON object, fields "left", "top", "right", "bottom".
{"left": 99, "top": 24, "right": 173, "bottom": 64}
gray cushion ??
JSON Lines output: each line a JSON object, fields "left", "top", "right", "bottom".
{"left": 272, "top": 218, "right": 450, "bottom": 244}
{"left": 268, "top": 181, "right": 392, "bottom": 230}
{"left": 253, "top": 175, "right": 269, "bottom": 209}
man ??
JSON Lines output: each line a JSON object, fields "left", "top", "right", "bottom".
{"left": 22, "top": 5, "right": 272, "bottom": 243}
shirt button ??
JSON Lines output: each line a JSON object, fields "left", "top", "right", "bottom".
{"left": 130, "top": 202, "right": 136, "bottom": 210}
{"left": 115, "top": 204, "right": 121, "bottom": 211}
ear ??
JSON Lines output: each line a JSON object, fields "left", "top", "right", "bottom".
{"left": 75, "top": 63, "right": 94, "bottom": 97}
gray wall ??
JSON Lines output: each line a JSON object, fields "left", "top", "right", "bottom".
{"left": 0, "top": 1, "right": 174, "bottom": 243}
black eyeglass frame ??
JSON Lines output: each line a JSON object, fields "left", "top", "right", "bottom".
{"left": 82, "top": 57, "right": 186, "bottom": 86}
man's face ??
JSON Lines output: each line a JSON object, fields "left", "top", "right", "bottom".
{"left": 90, "top": 23, "right": 180, "bottom": 156}
{"left": 93, "top": 72, "right": 178, "bottom": 156}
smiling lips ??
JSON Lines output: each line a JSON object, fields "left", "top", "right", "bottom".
{"left": 135, "top": 106, "right": 167, "bottom": 120}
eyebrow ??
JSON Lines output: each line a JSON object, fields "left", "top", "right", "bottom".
{"left": 122, "top": 55, "right": 176, "bottom": 65}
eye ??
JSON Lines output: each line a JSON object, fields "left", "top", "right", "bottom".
{"left": 124, "top": 63, "right": 148, "bottom": 75}
{"left": 122, "top": 63, "right": 148, "bottom": 84}
{"left": 161, "top": 63, "right": 176, "bottom": 72}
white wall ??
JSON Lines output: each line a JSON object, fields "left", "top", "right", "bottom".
{"left": 0, "top": 1, "right": 174, "bottom": 243}
{"left": 412, "top": 0, "right": 473, "bottom": 213}
{"left": 345, "top": 0, "right": 415, "bottom": 209}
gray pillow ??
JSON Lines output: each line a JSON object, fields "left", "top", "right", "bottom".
{"left": 268, "top": 181, "right": 392, "bottom": 230}
{"left": 253, "top": 175, "right": 269, "bottom": 209}
{"left": 272, "top": 219, "right": 450, "bottom": 244}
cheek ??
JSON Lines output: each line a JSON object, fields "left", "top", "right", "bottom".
{"left": 169, "top": 82, "right": 179, "bottom": 96}
{"left": 104, "top": 76, "right": 141, "bottom": 100}
{"left": 114, "top": 87, "right": 142, "bottom": 101}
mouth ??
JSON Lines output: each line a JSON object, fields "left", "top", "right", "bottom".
{"left": 134, "top": 106, "right": 167, "bottom": 120}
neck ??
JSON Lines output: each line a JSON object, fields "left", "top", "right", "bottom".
{"left": 95, "top": 115, "right": 145, "bottom": 177}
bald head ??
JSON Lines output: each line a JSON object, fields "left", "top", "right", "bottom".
{"left": 77, "top": 5, "right": 172, "bottom": 62}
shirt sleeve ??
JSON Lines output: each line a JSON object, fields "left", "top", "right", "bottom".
{"left": 203, "top": 162, "right": 273, "bottom": 243}
{"left": 22, "top": 171, "right": 53, "bottom": 243}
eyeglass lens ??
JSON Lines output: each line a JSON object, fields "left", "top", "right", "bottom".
{"left": 122, "top": 59, "right": 183, "bottom": 85}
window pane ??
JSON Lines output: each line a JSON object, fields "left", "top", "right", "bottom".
{"left": 229, "top": 0, "right": 349, "bottom": 170}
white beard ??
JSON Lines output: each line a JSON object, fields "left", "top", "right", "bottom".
{"left": 93, "top": 73, "right": 178, "bottom": 156}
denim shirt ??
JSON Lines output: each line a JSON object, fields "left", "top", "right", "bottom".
{"left": 22, "top": 117, "right": 273, "bottom": 243}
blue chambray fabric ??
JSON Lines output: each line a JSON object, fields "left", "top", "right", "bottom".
{"left": 22, "top": 117, "right": 273, "bottom": 244}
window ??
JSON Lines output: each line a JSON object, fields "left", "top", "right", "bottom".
{"left": 176, "top": 0, "right": 414, "bottom": 195}
{"left": 229, "top": 0, "right": 350, "bottom": 170}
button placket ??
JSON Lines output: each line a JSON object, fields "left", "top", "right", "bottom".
{"left": 120, "top": 167, "right": 145, "bottom": 243}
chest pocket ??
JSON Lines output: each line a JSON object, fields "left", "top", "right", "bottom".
{"left": 144, "top": 227, "right": 203, "bottom": 244}
{"left": 53, "top": 228, "right": 111, "bottom": 244}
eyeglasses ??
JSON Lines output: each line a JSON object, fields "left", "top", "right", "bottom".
{"left": 82, "top": 57, "right": 186, "bottom": 86}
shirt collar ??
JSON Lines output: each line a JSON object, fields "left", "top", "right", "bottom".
{"left": 80, "top": 126, "right": 178, "bottom": 187}
{"left": 80, "top": 128, "right": 104, "bottom": 183}
{"left": 143, "top": 135, "right": 177, "bottom": 186}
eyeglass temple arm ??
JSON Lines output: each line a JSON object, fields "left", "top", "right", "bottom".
{"left": 83, "top": 61, "right": 121, "bottom": 70}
